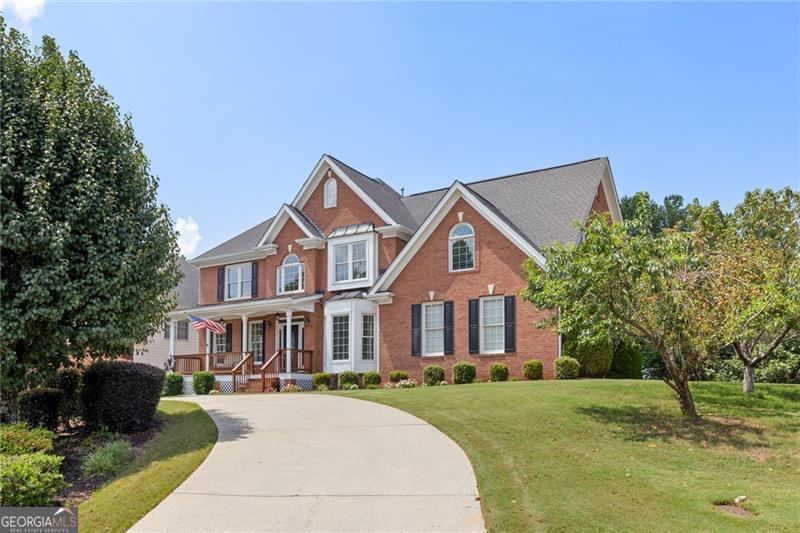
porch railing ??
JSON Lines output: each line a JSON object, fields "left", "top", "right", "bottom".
{"left": 280, "top": 349, "right": 314, "bottom": 373}
{"left": 231, "top": 352, "right": 254, "bottom": 393}
{"left": 173, "top": 352, "right": 252, "bottom": 375}
{"left": 173, "top": 355, "right": 204, "bottom": 375}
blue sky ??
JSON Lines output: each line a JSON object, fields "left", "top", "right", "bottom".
{"left": 5, "top": 1, "right": 798, "bottom": 256}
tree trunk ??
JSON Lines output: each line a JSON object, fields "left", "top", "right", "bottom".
{"left": 674, "top": 378, "right": 699, "bottom": 420}
{"left": 743, "top": 364, "right": 756, "bottom": 394}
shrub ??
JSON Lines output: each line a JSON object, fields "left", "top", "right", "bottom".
{"left": 452, "top": 361, "right": 477, "bottom": 385}
{"left": 316, "top": 384, "right": 329, "bottom": 392}
{"left": 523, "top": 359, "right": 544, "bottom": 380}
{"left": 81, "top": 361, "right": 165, "bottom": 431}
{"left": 54, "top": 367, "right": 82, "bottom": 422}
{"left": 337, "top": 371, "right": 359, "bottom": 389}
{"left": 389, "top": 370, "right": 409, "bottom": 383}
{"left": 0, "top": 423, "right": 55, "bottom": 455}
{"left": 17, "top": 387, "right": 64, "bottom": 430}
{"left": 366, "top": 384, "right": 379, "bottom": 390}
{"left": 489, "top": 363, "right": 509, "bottom": 382}
{"left": 282, "top": 384, "right": 302, "bottom": 392}
{"left": 82, "top": 427, "right": 116, "bottom": 451}
{"left": 312, "top": 372, "right": 332, "bottom": 389}
{"left": 563, "top": 338, "right": 613, "bottom": 378}
{"left": 192, "top": 371, "right": 215, "bottom": 395}
{"left": 555, "top": 356, "right": 580, "bottom": 379}
{"left": 82, "top": 439, "right": 134, "bottom": 477}
{"left": 0, "top": 453, "right": 67, "bottom": 506}
{"left": 363, "top": 371, "right": 381, "bottom": 387}
{"left": 162, "top": 372, "right": 184, "bottom": 396}
{"left": 397, "top": 379, "right": 418, "bottom": 388}
{"left": 423, "top": 365, "right": 445, "bottom": 386}
{"left": 607, "top": 342, "right": 644, "bottom": 379}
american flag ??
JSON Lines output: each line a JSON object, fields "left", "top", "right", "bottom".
{"left": 188, "top": 314, "right": 226, "bottom": 335}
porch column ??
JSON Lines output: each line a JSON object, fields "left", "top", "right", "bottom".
{"left": 205, "top": 329, "right": 211, "bottom": 371}
{"left": 241, "top": 314, "right": 249, "bottom": 355}
{"left": 168, "top": 318, "right": 176, "bottom": 366}
{"left": 285, "top": 310, "right": 293, "bottom": 373}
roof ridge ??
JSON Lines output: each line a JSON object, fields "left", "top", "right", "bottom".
{"left": 327, "top": 154, "right": 398, "bottom": 192}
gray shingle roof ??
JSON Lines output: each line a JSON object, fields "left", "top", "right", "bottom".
{"left": 176, "top": 257, "right": 199, "bottom": 309}
{"left": 402, "top": 158, "right": 608, "bottom": 248}
{"left": 286, "top": 205, "right": 323, "bottom": 238}
{"left": 192, "top": 217, "right": 274, "bottom": 261}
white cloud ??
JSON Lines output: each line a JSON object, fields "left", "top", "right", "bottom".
{"left": 175, "top": 216, "right": 202, "bottom": 257}
{"left": 1, "top": 0, "right": 46, "bottom": 24}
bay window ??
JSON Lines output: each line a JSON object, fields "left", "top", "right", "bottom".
{"left": 333, "top": 241, "right": 368, "bottom": 283}
{"left": 361, "top": 314, "right": 375, "bottom": 360}
{"left": 332, "top": 315, "right": 349, "bottom": 361}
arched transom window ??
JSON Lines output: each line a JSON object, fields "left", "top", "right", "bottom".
{"left": 449, "top": 223, "right": 475, "bottom": 271}
{"left": 324, "top": 178, "right": 337, "bottom": 208}
{"left": 277, "top": 254, "right": 304, "bottom": 294}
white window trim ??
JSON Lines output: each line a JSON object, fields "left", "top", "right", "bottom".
{"left": 327, "top": 233, "right": 377, "bottom": 291}
{"left": 331, "top": 314, "right": 350, "bottom": 361}
{"left": 225, "top": 263, "right": 252, "bottom": 301}
{"left": 479, "top": 296, "right": 505, "bottom": 355}
{"left": 249, "top": 322, "right": 264, "bottom": 362}
{"left": 276, "top": 257, "right": 305, "bottom": 295}
{"left": 361, "top": 313, "right": 375, "bottom": 360}
{"left": 448, "top": 223, "right": 476, "bottom": 273}
{"left": 324, "top": 177, "right": 337, "bottom": 208}
{"left": 421, "top": 301, "right": 445, "bottom": 357}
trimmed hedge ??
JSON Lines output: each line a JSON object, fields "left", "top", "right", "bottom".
{"left": 0, "top": 423, "right": 55, "bottom": 455}
{"left": 563, "top": 338, "right": 613, "bottom": 378}
{"left": 363, "top": 371, "right": 381, "bottom": 387}
{"left": 0, "top": 453, "right": 67, "bottom": 506}
{"left": 452, "top": 361, "right": 477, "bottom": 385}
{"left": 423, "top": 365, "right": 445, "bottom": 386}
{"left": 389, "top": 370, "right": 409, "bottom": 383}
{"left": 81, "top": 361, "right": 165, "bottom": 431}
{"left": 192, "top": 371, "right": 215, "bottom": 395}
{"left": 312, "top": 372, "right": 332, "bottom": 389}
{"left": 338, "top": 371, "right": 359, "bottom": 389}
{"left": 18, "top": 388, "right": 64, "bottom": 430}
{"left": 163, "top": 372, "right": 184, "bottom": 396}
{"left": 489, "top": 363, "right": 509, "bottom": 382}
{"left": 55, "top": 367, "right": 81, "bottom": 422}
{"left": 555, "top": 356, "right": 580, "bottom": 379}
{"left": 523, "top": 359, "right": 543, "bottom": 380}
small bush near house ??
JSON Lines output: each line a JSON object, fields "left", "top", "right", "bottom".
{"left": 17, "top": 387, "right": 64, "bottom": 430}
{"left": 607, "top": 342, "right": 645, "bottom": 379}
{"left": 191, "top": 371, "right": 215, "bottom": 395}
{"left": 366, "top": 384, "right": 379, "bottom": 389}
{"left": 163, "top": 372, "right": 184, "bottom": 396}
{"left": 489, "top": 363, "right": 509, "bottom": 382}
{"left": 523, "top": 359, "right": 544, "bottom": 380}
{"left": 563, "top": 338, "right": 613, "bottom": 378}
{"left": 312, "top": 372, "right": 332, "bottom": 389}
{"left": 389, "top": 370, "right": 409, "bottom": 383}
{"left": 81, "top": 361, "right": 165, "bottom": 431}
{"left": 363, "top": 371, "right": 381, "bottom": 387}
{"left": 338, "top": 371, "right": 359, "bottom": 389}
{"left": 423, "top": 365, "right": 445, "bottom": 386}
{"left": 555, "top": 356, "right": 580, "bottom": 379}
{"left": 282, "top": 384, "right": 302, "bottom": 393}
{"left": 316, "top": 384, "right": 329, "bottom": 392}
{"left": 83, "top": 439, "right": 134, "bottom": 477}
{"left": 0, "top": 453, "right": 67, "bottom": 506}
{"left": 0, "top": 423, "right": 55, "bottom": 455}
{"left": 82, "top": 427, "right": 116, "bottom": 451}
{"left": 397, "top": 379, "right": 418, "bottom": 388}
{"left": 452, "top": 361, "right": 477, "bottom": 385}
{"left": 54, "top": 367, "right": 82, "bottom": 422}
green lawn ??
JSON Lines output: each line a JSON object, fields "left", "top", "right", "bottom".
{"left": 341, "top": 380, "right": 799, "bottom": 532}
{"left": 78, "top": 400, "right": 217, "bottom": 532}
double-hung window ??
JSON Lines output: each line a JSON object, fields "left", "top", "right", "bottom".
{"left": 361, "top": 314, "right": 375, "bottom": 360}
{"left": 164, "top": 320, "right": 189, "bottom": 340}
{"left": 449, "top": 223, "right": 475, "bottom": 271}
{"left": 226, "top": 263, "right": 252, "bottom": 300}
{"left": 250, "top": 322, "right": 264, "bottom": 363}
{"left": 277, "top": 254, "right": 304, "bottom": 294}
{"left": 334, "top": 241, "right": 368, "bottom": 283}
{"left": 332, "top": 315, "right": 349, "bottom": 360}
{"left": 214, "top": 331, "right": 227, "bottom": 353}
{"left": 422, "top": 302, "right": 445, "bottom": 356}
{"left": 480, "top": 296, "right": 505, "bottom": 353}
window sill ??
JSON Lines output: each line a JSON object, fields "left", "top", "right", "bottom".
{"left": 224, "top": 296, "right": 252, "bottom": 302}
{"left": 477, "top": 351, "right": 506, "bottom": 357}
{"left": 422, "top": 353, "right": 445, "bottom": 357}
{"left": 277, "top": 289, "right": 305, "bottom": 296}
{"left": 448, "top": 267, "right": 476, "bottom": 274}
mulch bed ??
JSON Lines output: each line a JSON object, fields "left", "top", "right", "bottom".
{"left": 53, "top": 418, "right": 161, "bottom": 506}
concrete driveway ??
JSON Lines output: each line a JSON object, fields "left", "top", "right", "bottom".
{"left": 132, "top": 394, "right": 484, "bottom": 532}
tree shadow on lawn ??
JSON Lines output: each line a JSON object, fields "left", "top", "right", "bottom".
{"left": 690, "top": 382, "right": 800, "bottom": 414}
{"left": 576, "top": 405, "right": 771, "bottom": 450}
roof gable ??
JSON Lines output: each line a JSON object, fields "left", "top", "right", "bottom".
{"left": 257, "top": 204, "right": 322, "bottom": 247}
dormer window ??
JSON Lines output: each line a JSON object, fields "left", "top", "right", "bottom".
{"left": 449, "top": 223, "right": 475, "bottom": 271}
{"left": 327, "top": 232, "right": 377, "bottom": 290}
{"left": 324, "top": 178, "right": 337, "bottom": 208}
{"left": 277, "top": 254, "right": 304, "bottom": 294}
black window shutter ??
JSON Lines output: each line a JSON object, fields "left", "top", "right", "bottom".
{"left": 251, "top": 261, "right": 259, "bottom": 297}
{"left": 504, "top": 295, "right": 516, "bottom": 353}
{"left": 225, "top": 323, "right": 233, "bottom": 352}
{"left": 216, "top": 267, "right": 225, "bottom": 301}
{"left": 411, "top": 304, "right": 421, "bottom": 356}
{"left": 444, "top": 301, "right": 454, "bottom": 355}
{"left": 468, "top": 299, "right": 479, "bottom": 354}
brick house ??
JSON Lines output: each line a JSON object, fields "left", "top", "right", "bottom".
{"left": 168, "top": 155, "right": 622, "bottom": 391}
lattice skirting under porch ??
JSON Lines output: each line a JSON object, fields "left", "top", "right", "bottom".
{"left": 280, "top": 375, "right": 314, "bottom": 391}
{"left": 182, "top": 373, "right": 313, "bottom": 394}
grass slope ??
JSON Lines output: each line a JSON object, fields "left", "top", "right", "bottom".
{"left": 78, "top": 400, "right": 217, "bottom": 532}
{"left": 343, "top": 380, "right": 799, "bottom": 532}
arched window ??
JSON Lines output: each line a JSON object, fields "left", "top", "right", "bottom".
{"left": 277, "top": 254, "right": 304, "bottom": 294}
{"left": 449, "top": 223, "right": 475, "bottom": 271}
{"left": 324, "top": 178, "right": 337, "bottom": 208}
